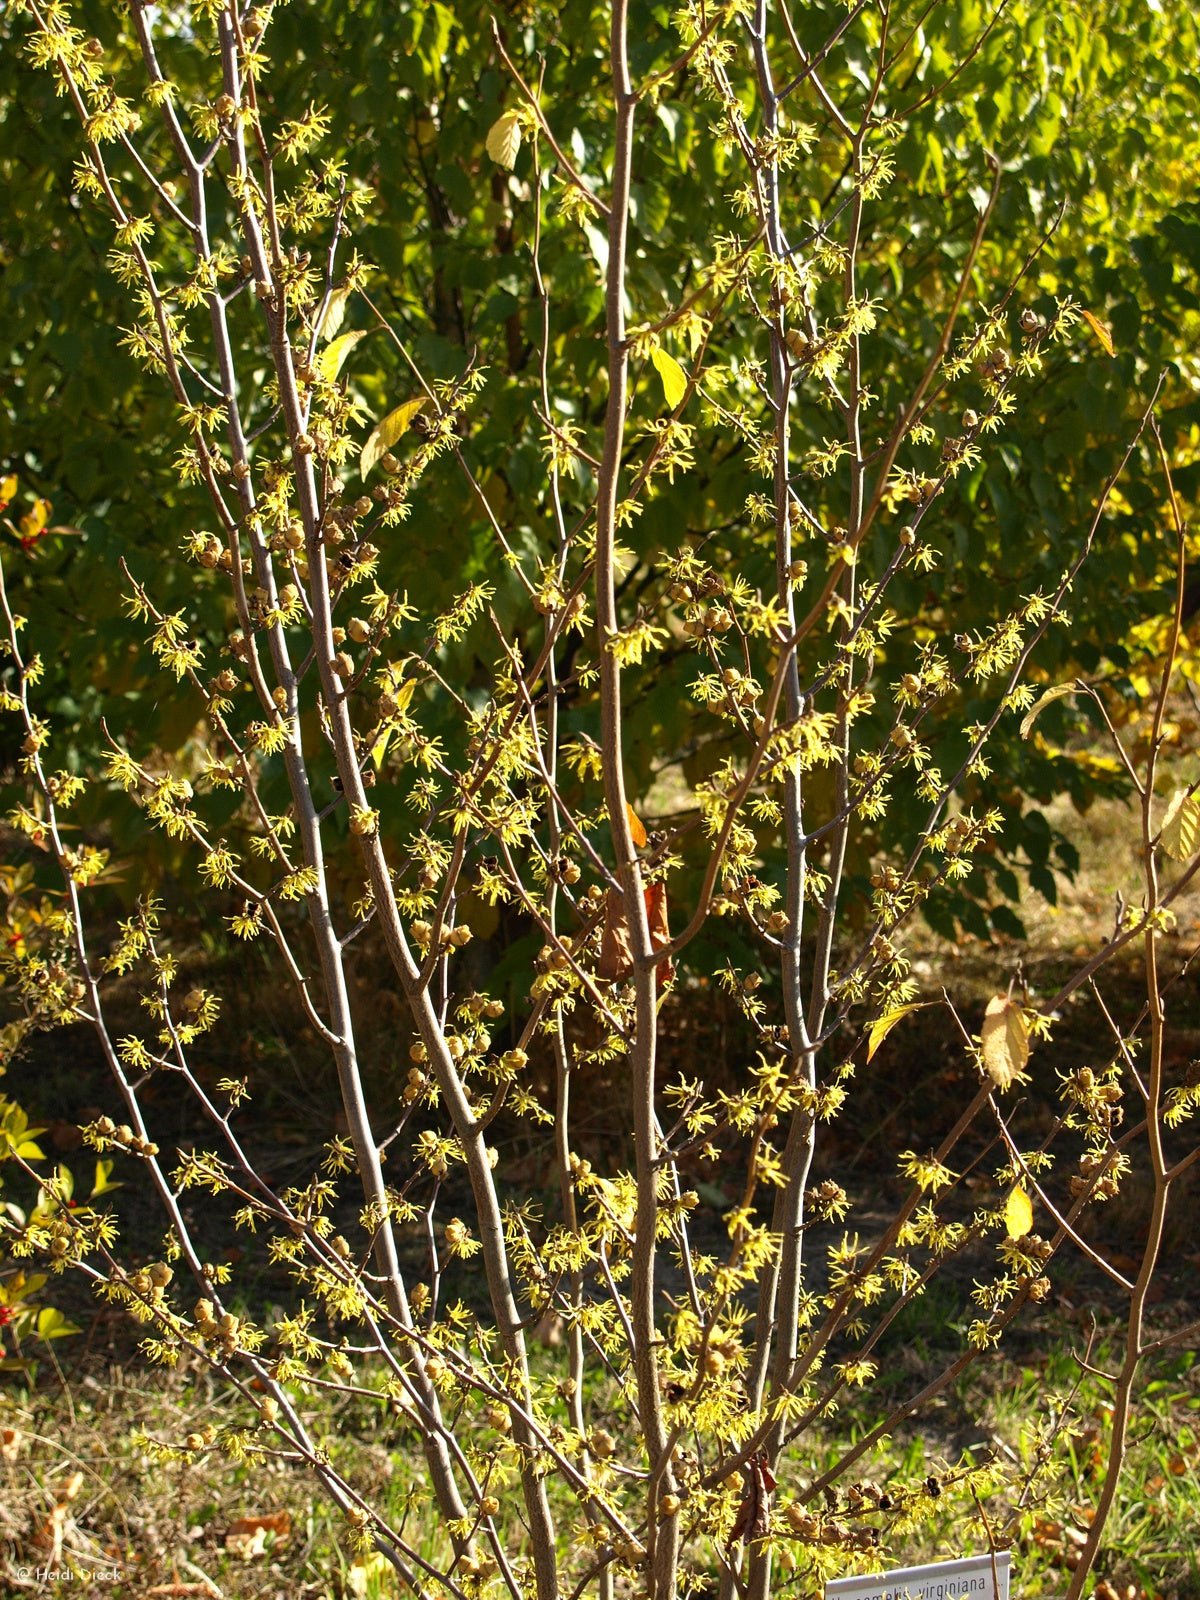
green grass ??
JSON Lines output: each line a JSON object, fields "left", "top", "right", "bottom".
{"left": 2, "top": 1317, "right": 1197, "bottom": 1599}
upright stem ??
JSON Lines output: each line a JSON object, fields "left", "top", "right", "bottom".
{"left": 595, "top": 6, "right": 677, "bottom": 1595}
{"left": 1063, "top": 424, "right": 1183, "bottom": 1600}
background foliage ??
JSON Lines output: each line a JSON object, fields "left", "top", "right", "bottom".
{"left": 2, "top": 0, "right": 1198, "bottom": 940}
{"left": 1, "top": 3, "right": 1198, "bottom": 1596}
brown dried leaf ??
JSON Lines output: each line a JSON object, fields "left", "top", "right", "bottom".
{"left": 597, "top": 885, "right": 674, "bottom": 987}
{"left": 645, "top": 880, "right": 675, "bottom": 989}
{"left": 598, "top": 889, "right": 634, "bottom": 981}
{"left": 726, "top": 1453, "right": 776, "bottom": 1549}
{"left": 226, "top": 1510, "right": 291, "bottom": 1560}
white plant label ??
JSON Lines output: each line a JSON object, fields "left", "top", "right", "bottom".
{"left": 825, "top": 1551, "right": 1011, "bottom": 1600}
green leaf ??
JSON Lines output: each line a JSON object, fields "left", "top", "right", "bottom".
{"left": 1159, "top": 787, "right": 1200, "bottom": 861}
{"left": 315, "top": 329, "right": 367, "bottom": 382}
{"left": 485, "top": 110, "right": 522, "bottom": 169}
{"left": 650, "top": 345, "right": 688, "bottom": 410}
{"left": 35, "top": 1306, "right": 79, "bottom": 1341}
{"left": 361, "top": 398, "right": 430, "bottom": 479}
{"left": 866, "top": 1002, "right": 927, "bottom": 1062}
{"left": 582, "top": 223, "right": 609, "bottom": 280}
{"left": 315, "top": 283, "right": 351, "bottom": 342}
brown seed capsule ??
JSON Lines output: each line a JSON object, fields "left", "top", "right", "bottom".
{"left": 347, "top": 617, "right": 370, "bottom": 644}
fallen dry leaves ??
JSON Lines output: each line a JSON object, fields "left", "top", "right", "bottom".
{"left": 223, "top": 1509, "right": 291, "bottom": 1560}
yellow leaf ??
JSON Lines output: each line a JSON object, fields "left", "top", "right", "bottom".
{"left": 866, "top": 1002, "right": 927, "bottom": 1062}
{"left": 348, "top": 1552, "right": 396, "bottom": 1597}
{"left": 1005, "top": 1185, "right": 1033, "bottom": 1240}
{"left": 485, "top": 110, "right": 522, "bottom": 170}
{"left": 0, "top": 474, "right": 17, "bottom": 505}
{"left": 1079, "top": 309, "right": 1115, "bottom": 358}
{"left": 18, "top": 497, "right": 51, "bottom": 538}
{"left": 316, "top": 282, "right": 351, "bottom": 341}
{"left": 361, "top": 398, "right": 430, "bottom": 479}
{"left": 626, "top": 803, "right": 648, "bottom": 849}
{"left": 315, "top": 329, "right": 366, "bottom": 381}
{"left": 980, "top": 994, "right": 1029, "bottom": 1090}
{"left": 650, "top": 345, "right": 688, "bottom": 410}
{"left": 1159, "top": 787, "right": 1200, "bottom": 861}
{"left": 1019, "top": 681, "right": 1079, "bottom": 740}
{"left": 91, "top": 1158, "right": 120, "bottom": 1198}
